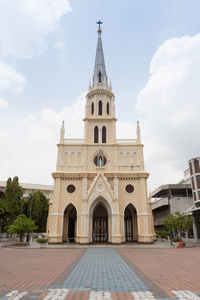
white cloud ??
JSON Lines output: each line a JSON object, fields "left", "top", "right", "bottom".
{"left": 136, "top": 33, "right": 200, "bottom": 189}
{"left": 0, "top": 0, "right": 71, "bottom": 59}
{"left": 0, "top": 61, "right": 26, "bottom": 93}
{"left": 54, "top": 40, "right": 65, "bottom": 51}
{"left": 0, "top": 93, "right": 85, "bottom": 184}
{"left": 0, "top": 98, "right": 8, "bottom": 109}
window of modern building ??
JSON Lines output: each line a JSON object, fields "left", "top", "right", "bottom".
{"left": 107, "top": 102, "right": 109, "bottom": 115}
{"left": 196, "top": 175, "right": 200, "bottom": 189}
{"left": 102, "top": 126, "right": 106, "bottom": 143}
{"left": 189, "top": 162, "right": 193, "bottom": 175}
{"left": 191, "top": 177, "right": 195, "bottom": 190}
{"left": 91, "top": 102, "right": 94, "bottom": 115}
{"left": 194, "top": 192, "right": 196, "bottom": 201}
{"left": 94, "top": 126, "right": 99, "bottom": 143}
{"left": 194, "top": 160, "right": 200, "bottom": 173}
{"left": 98, "top": 100, "right": 102, "bottom": 115}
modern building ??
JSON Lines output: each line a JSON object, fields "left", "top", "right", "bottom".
{"left": 188, "top": 157, "right": 200, "bottom": 241}
{"left": 0, "top": 181, "right": 53, "bottom": 199}
{"left": 47, "top": 24, "right": 154, "bottom": 244}
{"left": 151, "top": 168, "right": 199, "bottom": 243}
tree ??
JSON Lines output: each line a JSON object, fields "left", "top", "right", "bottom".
{"left": 0, "top": 198, "right": 9, "bottom": 232}
{"left": 4, "top": 177, "right": 23, "bottom": 224}
{"left": 8, "top": 214, "right": 37, "bottom": 242}
{"left": 26, "top": 191, "right": 49, "bottom": 232}
{"left": 163, "top": 212, "right": 193, "bottom": 238}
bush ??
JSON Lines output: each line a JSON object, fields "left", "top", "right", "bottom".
{"left": 155, "top": 230, "right": 170, "bottom": 238}
{"left": 171, "top": 237, "right": 180, "bottom": 243}
{"left": 36, "top": 238, "right": 48, "bottom": 244}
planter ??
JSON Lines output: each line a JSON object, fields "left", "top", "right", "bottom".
{"left": 14, "top": 242, "right": 29, "bottom": 247}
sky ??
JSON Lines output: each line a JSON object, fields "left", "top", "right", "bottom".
{"left": 0, "top": 0, "right": 200, "bottom": 190}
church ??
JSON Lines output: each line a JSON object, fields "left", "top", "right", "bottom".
{"left": 47, "top": 23, "right": 154, "bottom": 244}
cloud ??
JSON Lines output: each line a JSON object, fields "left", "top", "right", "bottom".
{"left": 0, "top": 93, "right": 85, "bottom": 184}
{"left": 136, "top": 33, "right": 200, "bottom": 189}
{"left": 54, "top": 40, "right": 65, "bottom": 51}
{"left": 0, "top": 98, "right": 8, "bottom": 109}
{"left": 0, "top": 0, "right": 71, "bottom": 59}
{"left": 0, "top": 61, "right": 26, "bottom": 93}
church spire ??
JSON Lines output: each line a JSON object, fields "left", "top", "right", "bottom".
{"left": 93, "top": 20, "right": 108, "bottom": 89}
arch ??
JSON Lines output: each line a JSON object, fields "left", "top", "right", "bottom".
{"left": 88, "top": 196, "right": 112, "bottom": 243}
{"left": 107, "top": 102, "right": 110, "bottom": 115}
{"left": 98, "top": 100, "right": 102, "bottom": 115}
{"left": 94, "top": 126, "right": 99, "bottom": 143}
{"left": 124, "top": 203, "right": 138, "bottom": 242}
{"left": 92, "top": 202, "right": 108, "bottom": 242}
{"left": 102, "top": 126, "right": 106, "bottom": 143}
{"left": 63, "top": 204, "right": 77, "bottom": 243}
{"left": 91, "top": 102, "right": 94, "bottom": 115}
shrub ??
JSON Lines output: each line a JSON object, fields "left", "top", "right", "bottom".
{"left": 36, "top": 238, "right": 48, "bottom": 244}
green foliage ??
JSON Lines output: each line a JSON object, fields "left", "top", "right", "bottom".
{"left": 171, "top": 237, "right": 180, "bottom": 242}
{"left": 36, "top": 238, "right": 48, "bottom": 244}
{"left": 4, "top": 177, "right": 23, "bottom": 225}
{"left": 155, "top": 230, "right": 170, "bottom": 238}
{"left": 0, "top": 198, "right": 9, "bottom": 232}
{"left": 163, "top": 212, "right": 193, "bottom": 238}
{"left": 8, "top": 214, "right": 37, "bottom": 242}
{"left": 26, "top": 191, "right": 49, "bottom": 232}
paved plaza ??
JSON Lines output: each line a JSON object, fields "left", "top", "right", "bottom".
{"left": 0, "top": 246, "right": 200, "bottom": 299}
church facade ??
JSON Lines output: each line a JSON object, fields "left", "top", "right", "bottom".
{"left": 47, "top": 24, "right": 154, "bottom": 244}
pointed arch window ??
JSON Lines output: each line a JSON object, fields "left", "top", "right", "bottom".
{"left": 107, "top": 102, "right": 110, "bottom": 115}
{"left": 94, "top": 126, "right": 99, "bottom": 143}
{"left": 98, "top": 100, "right": 102, "bottom": 115}
{"left": 98, "top": 71, "right": 102, "bottom": 83}
{"left": 91, "top": 102, "right": 94, "bottom": 115}
{"left": 102, "top": 126, "right": 106, "bottom": 143}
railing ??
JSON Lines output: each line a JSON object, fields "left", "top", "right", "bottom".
{"left": 0, "top": 234, "right": 18, "bottom": 247}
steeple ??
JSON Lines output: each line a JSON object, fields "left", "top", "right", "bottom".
{"left": 92, "top": 20, "right": 108, "bottom": 89}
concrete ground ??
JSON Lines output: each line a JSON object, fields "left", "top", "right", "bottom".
{"left": 0, "top": 245, "right": 200, "bottom": 299}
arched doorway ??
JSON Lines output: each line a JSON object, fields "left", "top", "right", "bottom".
{"left": 124, "top": 204, "right": 138, "bottom": 242}
{"left": 93, "top": 203, "right": 108, "bottom": 243}
{"left": 63, "top": 204, "right": 77, "bottom": 243}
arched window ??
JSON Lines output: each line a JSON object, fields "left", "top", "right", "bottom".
{"left": 91, "top": 102, "right": 94, "bottom": 115}
{"left": 102, "top": 126, "right": 106, "bottom": 143}
{"left": 94, "top": 126, "right": 99, "bottom": 143}
{"left": 98, "top": 100, "right": 102, "bottom": 115}
{"left": 107, "top": 102, "right": 110, "bottom": 115}
{"left": 98, "top": 71, "right": 102, "bottom": 83}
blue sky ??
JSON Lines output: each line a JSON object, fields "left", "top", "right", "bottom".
{"left": 1, "top": 0, "right": 200, "bottom": 189}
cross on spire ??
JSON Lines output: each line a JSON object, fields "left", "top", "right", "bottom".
{"left": 96, "top": 20, "right": 103, "bottom": 29}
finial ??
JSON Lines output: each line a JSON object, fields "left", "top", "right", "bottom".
{"left": 137, "top": 120, "right": 141, "bottom": 144}
{"left": 96, "top": 20, "right": 103, "bottom": 33}
{"left": 60, "top": 120, "right": 65, "bottom": 144}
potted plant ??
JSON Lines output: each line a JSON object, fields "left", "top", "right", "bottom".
{"left": 36, "top": 236, "right": 48, "bottom": 248}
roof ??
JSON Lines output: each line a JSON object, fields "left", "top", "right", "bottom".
{"left": 0, "top": 181, "right": 53, "bottom": 191}
{"left": 150, "top": 184, "right": 192, "bottom": 198}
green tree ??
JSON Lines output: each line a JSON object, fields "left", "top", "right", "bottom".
{"left": 4, "top": 177, "right": 23, "bottom": 224}
{"left": 8, "top": 214, "right": 37, "bottom": 242}
{"left": 0, "top": 198, "right": 9, "bottom": 232}
{"left": 163, "top": 212, "right": 193, "bottom": 238}
{"left": 26, "top": 191, "right": 49, "bottom": 232}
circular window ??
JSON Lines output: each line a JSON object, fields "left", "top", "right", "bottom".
{"left": 67, "top": 184, "right": 76, "bottom": 193}
{"left": 125, "top": 184, "right": 134, "bottom": 193}
{"left": 94, "top": 155, "right": 107, "bottom": 167}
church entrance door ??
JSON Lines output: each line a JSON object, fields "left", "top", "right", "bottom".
{"left": 93, "top": 203, "right": 108, "bottom": 243}
{"left": 63, "top": 204, "right": 77, "bottom": 243}
{"left": 124, "top": 204, "right": 138, "bottom": 242}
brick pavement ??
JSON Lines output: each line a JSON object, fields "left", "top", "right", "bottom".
{"left": 0, "top": 247, "right": 200, "bottom": 299}
{"left": 118, "top": 247, "right": 200, "bottom": 298}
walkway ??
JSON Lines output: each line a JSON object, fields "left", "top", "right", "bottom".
{"left": 0, "top": 247, "right": 200, "bottom": 299}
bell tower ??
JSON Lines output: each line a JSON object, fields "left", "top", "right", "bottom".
{"left": 84, "top": 21, "right": 117, "bottom": 144}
